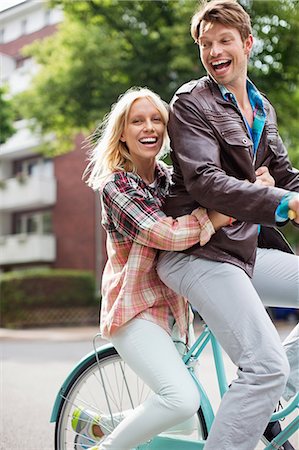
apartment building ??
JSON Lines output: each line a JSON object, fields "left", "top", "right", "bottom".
{"left": 0, "top": 0, "right": 103, "bottom": 279}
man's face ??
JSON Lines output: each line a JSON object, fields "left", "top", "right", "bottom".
{"left": 198, "top": 22, "right": 253, "bottom": 88}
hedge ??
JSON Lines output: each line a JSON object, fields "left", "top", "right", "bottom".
{"left": 0, "top": 269, "right": 99, "bottom": 327}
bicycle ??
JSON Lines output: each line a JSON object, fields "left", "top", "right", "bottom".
{"left": 51, "top": 320, "right": 299, "bottom": 450}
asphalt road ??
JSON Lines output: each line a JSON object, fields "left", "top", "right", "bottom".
{"left": 1, "top": 321, "right": 297, "bottom": 450}
{"left": 1, "top": 327, "right": 101, "bottom": 450}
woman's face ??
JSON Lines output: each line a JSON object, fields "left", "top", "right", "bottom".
{"left": 120, "top": 98, "right": 165, "bottom": 165}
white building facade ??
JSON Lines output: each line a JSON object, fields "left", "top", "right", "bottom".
{"left": 0, "top": 0, "right": 98, "bottom": 274}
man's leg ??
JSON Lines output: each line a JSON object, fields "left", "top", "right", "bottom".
{"left": 157, "top": 252, "right": 289, "bottom": 450}
{"left": 253, "top": 248, "right": 299, "bottom": 401}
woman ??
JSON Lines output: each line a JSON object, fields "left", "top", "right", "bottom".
{"left": 72, "top": 87, "right": 232, "bottom": 450}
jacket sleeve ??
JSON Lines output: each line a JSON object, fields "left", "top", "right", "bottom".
{"left": 270, "top": 137, "right": 299, "bottom": 228}
{"left": 102, "top": 180, "right": 214, "bottom": 250}
{"left": 268, "top": 134, "right": 299, "bottom": 192}
{"left": 169, "top": 93, "right": 289, "bottom": 226}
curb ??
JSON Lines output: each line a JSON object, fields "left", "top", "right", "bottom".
{"left": 0, "top": 320, "right": 294, "bottom": 342}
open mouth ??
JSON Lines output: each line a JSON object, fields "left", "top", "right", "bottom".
{"left": 139, "top": 137, "right": 158, "bottom": 145}
{"left": 211, "top": 59, "right": 231, "bottom": 72}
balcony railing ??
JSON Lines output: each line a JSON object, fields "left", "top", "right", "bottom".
{"left": 0, "top": 234, "right": 56, "bottom": 265}
{"left": 0, "top": 120, "right": 42, "bottom": 159}
{"left": 0, "top": 175, "right": 57, "bottom": 212}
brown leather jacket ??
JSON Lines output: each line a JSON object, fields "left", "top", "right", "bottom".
{"left": 164, "top": 77, "right": 299, "bottom": 276}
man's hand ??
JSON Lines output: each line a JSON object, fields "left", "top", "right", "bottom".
{"left": 254, "top": 166, "right": 275, "bottom": 187}
{"left": 288, "top": 195, "right": 299, "bottom": 224}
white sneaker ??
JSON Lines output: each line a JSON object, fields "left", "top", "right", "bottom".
{"left": 72, "top": 407, "right": 104, "bottom": 450}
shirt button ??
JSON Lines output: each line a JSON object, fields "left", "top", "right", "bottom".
{"left": 242, "top": 138, "right": 248, "bottom": 144}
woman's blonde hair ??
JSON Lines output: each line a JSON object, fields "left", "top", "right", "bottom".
{"left": 84, "top": 87, "right": 169, "bottom": 190}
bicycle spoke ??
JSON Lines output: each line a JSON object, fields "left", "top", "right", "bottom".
{"left": 55, "top": 349, "right": 208, "bottom": 449}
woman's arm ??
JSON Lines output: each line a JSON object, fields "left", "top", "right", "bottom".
{"left": 102, "top": 179, "right": 230, "bottom": 251}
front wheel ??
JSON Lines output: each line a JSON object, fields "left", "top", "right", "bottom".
{"left": 55, "top": 346, "right": 208, "bottom": 450}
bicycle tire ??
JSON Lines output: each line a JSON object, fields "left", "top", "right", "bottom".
{"left": 55, "top": 345, "right": 208, "bottom": 449}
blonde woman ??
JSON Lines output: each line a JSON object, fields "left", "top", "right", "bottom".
{"left": 72, "top": 87, "right": 232, "bottom": 450}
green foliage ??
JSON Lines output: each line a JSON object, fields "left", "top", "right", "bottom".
{"left": 15, "top": 0, "right": 202, "bottom": 154}
{"left": 0, "top": 86, "right": 15, "bottom": 144}
{"left": 242, "top": 0, "right": 299, "bottom": 166}
{"left": 282, "top": 221, "right": 299, "bottom": 250}
{"left": 14, "top": 0, "right": 299, "bottom": 167}
{"left": 0, "top": 269, "right": 98, "bottom": 326}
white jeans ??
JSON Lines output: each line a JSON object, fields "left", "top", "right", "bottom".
{"left": 157, "top": 247, "right": 298, "bottom": 450}
{"left": 100, "top": 318, "right": 200, "bottom": 450}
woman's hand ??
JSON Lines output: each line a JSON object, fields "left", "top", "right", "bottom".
{"left": 254, "top": 166, "right": 275, "bottom": 187}
{"left": 208, "top": 210, "right": 235, "bottom": 231}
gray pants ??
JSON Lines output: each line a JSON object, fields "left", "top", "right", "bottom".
{"left": 157, "top": 247, "right": 298, "bottom": 450}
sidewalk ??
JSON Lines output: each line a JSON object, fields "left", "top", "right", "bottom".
{"left": 0, "top": 325, "right": 99, "bottom": 341}
{"left": 0, "top": 319, "right": 295, "bottom": 342}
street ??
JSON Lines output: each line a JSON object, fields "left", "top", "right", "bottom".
{"left": 1, "top": 328, "right": 99, "bottom": 450}
{"left": 1, "top": 322, "right": 297, "bottom": 450}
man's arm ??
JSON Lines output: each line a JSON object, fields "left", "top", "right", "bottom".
{"left": 268, "top": 134, "right": 299, "bottom": 192}
{"left": 169, "top": 94, "right": 289, "bottom": 226}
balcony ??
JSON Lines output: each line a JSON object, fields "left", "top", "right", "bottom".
{"left": 0, "top": 175, "right": 57, "bottom": 212}
{"left": 0, "top": 233, "right": 56, "bottom": 265}
{"left": 0, "top": 119, "right": 43, "bottom": 159}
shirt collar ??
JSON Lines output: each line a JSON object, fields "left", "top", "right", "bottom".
{"left": 218, "top": 79, "right": 265, "bottom": 115}
{"left": 218, "top": 79, "right": 266, "bottom": 154}
{"left": 218, "top": 83, "right": 233, "bottom": 101}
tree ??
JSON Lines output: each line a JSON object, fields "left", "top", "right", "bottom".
{"left": 0, "top": 86, "right": 15, "bottom": 144}
{"left": 16, "top": 0, "right": 201, "bottom": 155}
{"left": 242, "top": 0, "right": 299, "bottom": 167}
{"left": 15, "top": 0, "right": 299, "bottom": 163}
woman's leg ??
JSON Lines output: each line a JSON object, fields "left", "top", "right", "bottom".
{"left": 100, "top": 318, "right": 200, "bottom": 450}
{"left": 157, "top": 252, "right": 289, "bottom": 450}
{"left": 253, "top": 248, "right": 299, "bottom": 400}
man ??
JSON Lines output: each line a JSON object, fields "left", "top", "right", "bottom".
{"left": 157, "top": 1, "right": 299, "bottom": 449}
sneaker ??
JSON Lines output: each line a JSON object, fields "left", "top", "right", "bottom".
{"left": 72, "top": 407, "right": 104, "bottom": 450}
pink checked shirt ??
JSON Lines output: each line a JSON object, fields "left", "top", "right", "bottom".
{"left": 99, "top": 162, "right": 214, "bottom": 339}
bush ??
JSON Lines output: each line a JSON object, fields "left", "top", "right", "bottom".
{"left": 0, "top": 269, "right": 99, "bottom": 327}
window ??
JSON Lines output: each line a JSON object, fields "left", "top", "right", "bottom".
{"left": 42, "top": 212, "right": 53, "bottom": 234}
{"left": 15, "top": 211, "right": 53, "bottom": 235}
{"left": 16, "top": 57, "right": 27, "bottom": 69}
{"left": 44, "top": 10, "right": 51, "bottom": 26}
{"left": 14, "top": 157, "right": 54, "bottom": 178}
{"left": 0, "top": 28, "right": 4, "bottom": 44}
{"left": 27, "top": 215, "right": 38, "bottom": 233}
{"left": 21, "top": 19, "right": 27, "bottom": 35}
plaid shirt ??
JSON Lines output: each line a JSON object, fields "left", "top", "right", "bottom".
{"left": 99, "top": 162, "right": 214, "bottom": 339}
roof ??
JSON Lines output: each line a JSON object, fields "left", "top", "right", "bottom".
{"left": 0, "top": 23, "right": 58, "bottom": 58}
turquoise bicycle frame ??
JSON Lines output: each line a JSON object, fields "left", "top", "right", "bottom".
{"left": 137, "top": 327, "right": 229, "bottom": 449}
{"left": 51, "top": 326, "right": 299, "bottom": 449}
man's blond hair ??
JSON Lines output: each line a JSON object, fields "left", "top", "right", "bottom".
{"left": 191, "top": 0, "right": 252, "bottom": 42}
